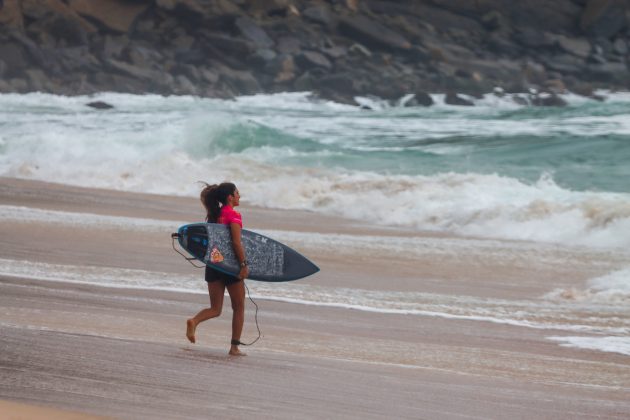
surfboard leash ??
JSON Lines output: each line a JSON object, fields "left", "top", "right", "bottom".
{"left": 171, "top": 235, "right": 262, "bottom": 347}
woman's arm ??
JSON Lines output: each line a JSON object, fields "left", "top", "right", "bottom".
{"left": 230, "top": 222, "right": 249, "bottom": 280}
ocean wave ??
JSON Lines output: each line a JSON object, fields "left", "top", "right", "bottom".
{"left": 546, "top": 267, "right": 630, "bottom": 303}
{"left": 2, "top": 92, "right": 630, "bottom": 248}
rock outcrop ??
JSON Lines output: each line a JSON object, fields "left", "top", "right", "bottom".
{"left": 0, "top": 0, "right": 629, "bottom": 105}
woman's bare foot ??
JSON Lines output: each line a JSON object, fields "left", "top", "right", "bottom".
{"left": 229, "top": 346, "right": 246, "bottom": 356}
{"left": 186, "top": 319, "right": 196, "bottom": 344}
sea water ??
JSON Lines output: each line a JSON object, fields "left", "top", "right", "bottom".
{"left": 1, "top": 91, "right": 629, "bottom": 248}
{"left": 1, "top": 91, "right": 629, "bottom": 355}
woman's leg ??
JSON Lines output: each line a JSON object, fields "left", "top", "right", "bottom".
{"left": 186, "top": 281, "right": 225, "bottom": 343}
{"left": 226, "top": 280, "right": 246, "bottom": 355}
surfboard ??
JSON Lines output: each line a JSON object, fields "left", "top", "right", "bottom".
{"left": 172, "top": 223, "right": 319, "bottom": 282}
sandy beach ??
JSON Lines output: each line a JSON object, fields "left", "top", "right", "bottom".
{"left": 1, "top": 177, "right": 629, "bottom": 419}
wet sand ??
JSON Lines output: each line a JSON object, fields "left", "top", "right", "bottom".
{"left": 1, "top": 177, "right": 629, "bottom": 419}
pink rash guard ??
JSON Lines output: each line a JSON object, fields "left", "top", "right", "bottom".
{"left": 217, "top": 205, "right": 243, "bottom": 228}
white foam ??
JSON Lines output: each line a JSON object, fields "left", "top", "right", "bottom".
{"left": 2, "top": 92, "right": 630, "bottom": 249}
{"left": 546, "top": 267, "right": 630, "bottom": 304}
{"left": 2, "top": 258, "right": 628, "bottom": 335}
{"left": 548, "top": 336, "right": 630, "bottom": 356}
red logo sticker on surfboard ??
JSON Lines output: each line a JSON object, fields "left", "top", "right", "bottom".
{"left": 210, "top": 246, "right": 224, "bottom": 263}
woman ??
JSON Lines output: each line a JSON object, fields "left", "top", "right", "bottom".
{"left": 186, "top": 182, "right": 249, "bottom": 356}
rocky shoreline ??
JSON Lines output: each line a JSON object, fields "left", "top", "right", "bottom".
{"left": 1, "top": 0, "right": 629, "bottom": 106}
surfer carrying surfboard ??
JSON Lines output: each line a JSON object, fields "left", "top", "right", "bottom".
{"left": 186, "top": 182, "right": 249, "bottom": 356}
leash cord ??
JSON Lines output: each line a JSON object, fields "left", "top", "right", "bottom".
{"left": 172, "top": 236, "right": 262, "bottom": 346}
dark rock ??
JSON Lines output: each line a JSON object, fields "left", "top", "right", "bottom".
{"left": 348, "top": 43, "right": 372, "bottom": 57}
{"left": 302, "top": 6, "right": 336, "bottom": 27}
{"left": 268, "top": 54, "right": 295, "bottom": 82}
{"left": 25, "top": 68, "right": 49, "bottom": 91}
{"left": 235, "top": 16, "right": 274, "bottom": 48}
{"left": 531, "top": 93, "right": 568, "bottom": 106}
{"left": 57, "top": 46, "right": 99, "bottom": 72}
{"left": 543, "top": 54, "right": 585, "bottom": 74}
{"left": 580, "top": 0, "right": 628, "bottom": 38}
{"left": 317, "top": 73, "right": 358, "bottom": 96}
{"left": 523, "top": 60, "right": 547, "bottom": 84}
{"left": 0, "top": 43, "right": 27, "bottom": 76}
{"left": 404, "top": 92, "right": 434, "bottom": 107}
{"left": 339, "top": 15, "right": 412, "bottom": 51}
{"left": 481, "top": 11, "right": 509, "bottom": 31}
{"left": 202, "top": 32, "right": 255, "bottom": 56}
{"left": 86, "top": 101, "right": 114, "bottom": 110}
{"left": 199, "top": 67, "right": 219, "bottom": 84}
{"left": 246, "top": 0, "right": 290, "bottom": 17}
{"left": 445, "top": 92, "right": 474, "bottom": 106}
{"left": 293, "top": 71, "right": 316, "bottom": 91}
{"left": 296, "top": 51, "right": 332, "bottom": 70}
{"left": 220, "top": 68, "right": 262, "bottom": 95}
{"left": 550, "top": 34, "right": 592, "bottom": 58}
{"left": 586, "top": 61, "right": 630, "bottom": 83}
{"left": 123, "top": 44, "right": 163, "bottom": 69}
{"left": 0, "top": 0, "right": 24, "bottom": 30}
{"left": 174, "top": 74, "right": 198, "bottom": 95}
{"left": 514, "top": 29, "right": 556, "bottom": 49}
{"left": 321, "top": 46, "right": 347, "bottom": 59}
{"left": 276, "top": 37, "right": 301, "bottom": 54}
{"left": 106, "top": 58, "right": 163, "bottom": 82}
{"left": 96, "top": 35, "right": 128, "bottom": 60}
{"left": 67, "top": 0, "right": 149, "bottom": 33}
{"left": 613, "top": 38, "right": 628, "bottom": 55}
{"left": 248, "top": 48, "right": 277, "bottom": 69}
{"left": 511, "top": 95, "right": 529, "bottom": 106}
{"left": 0, "top": 59, "right": 6, "bottom": 78}
{"left": 7, "top": 78, "right": 29, "bottom": 93}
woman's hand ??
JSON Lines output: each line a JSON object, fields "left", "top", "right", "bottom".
{"left": 238, "top": 265, "right": 249, "bottom": 280}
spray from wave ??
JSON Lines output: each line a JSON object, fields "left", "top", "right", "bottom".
{"left": 1, "top": 92, "right": 630, "bottom": 248}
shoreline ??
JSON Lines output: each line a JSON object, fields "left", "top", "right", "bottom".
{"left": 1, "top": 177, "right": 629, "bottom": 418}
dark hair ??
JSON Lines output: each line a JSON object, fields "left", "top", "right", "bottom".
{"left": 200, "top": 182, "right": 237, "bottom": 223}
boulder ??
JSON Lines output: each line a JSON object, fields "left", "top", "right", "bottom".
{"left": 67, "top": 0, "right": 150, "bottom": 33}
{"left": 405, "top": 92, "right": 434, "bottom": 107}
{"left": 296, "top": 51, "right": 332, "bottom": 70}
{"left": 28, "top": 10, "right": 93, "bottom": 47}
{"left": 302, "top": 5, "right": 336, "bottom": 27}
{"left": 199, "top": 67, "right": 220, "bottom": 84}
{"left": 276, "top": 37, "right": 301, "bottom": 54}
{"left": 248, "top": 48, "right": 277, "bottom": 69}
{"left": 174, "top": 74, "right": 198, "bottom": 95}
{"left": 156, "top": 0, "right": 240, "bottom": 25}
{"left": 586, "top": 61, "right": 630, "bottom": 82}
{"left": 339, "top": 15, "right": 412, "bottom": 51}
{"left": 219, "top": 68, "right": 261, "bottom": 94}
{"left": 246, "top": 0, "right": 290, "bottom": 17}
{"left": 235, "top": 16, "right": 274, "bottom": 48}
{"left": 202, "top": 32, "right": 255, "bottom": 56}
{"left": 613, "top": 37, "right": 628, "bottom": 55}
{"left": 0, "top": 0, "right": 23, "bottom": 29}
{"left": 445, "top": 92, "right": 474, "bottom": 106}
{"left": 25, "top": 68, "right": 49, "bottom": 91}
{"left": 0, "top": 43, "right": 27, "bottom": 76}
{"left": 550, "top": 34, "right": 592, "bottom": 58}
{"left": 531, "top": 93, "right": 568, "bottom": 106}
{"left": 106, "top": 58, "right": 163, "bottom": 81}
{"left": 580, "top": 0, "right": 628, "bottom": 38}
{"left": 123, "top": 44, "right": 163, "bottom": 69}
{"left": 21, "top": 0, "right": 96, "bottom": 34}
{"left": 266, "top": 54, "right": 295, "bottom": 82}
{"left": 86, "top": 101, "right": 114, "bottom": 109}
{"left": 543, "top": 54, "right": 585, "bottom": 74}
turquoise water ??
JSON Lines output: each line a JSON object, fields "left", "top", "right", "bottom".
{"left": 1, "top": 91, "right": 629, "bottom": 247}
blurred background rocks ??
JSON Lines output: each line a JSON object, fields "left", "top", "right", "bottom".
{"left": 0, "top": 0, "right": 628, "bottom": 105}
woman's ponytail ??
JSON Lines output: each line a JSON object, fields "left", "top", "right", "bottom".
{"left": 200, "top": 182, "right": 237, "bottom": 222}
